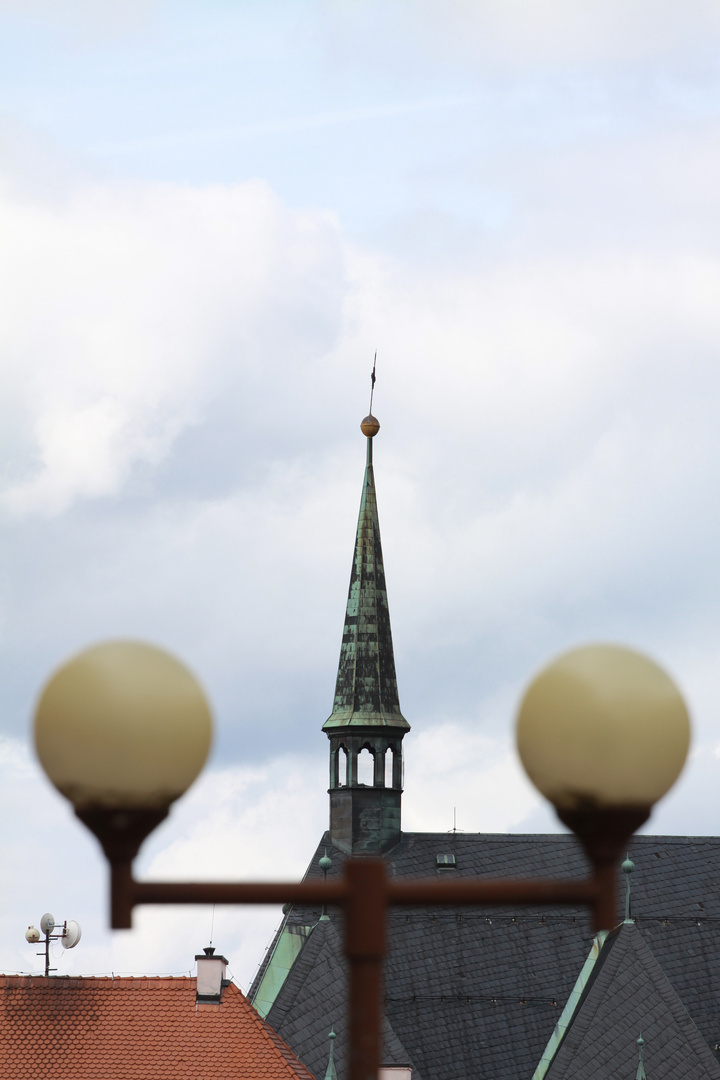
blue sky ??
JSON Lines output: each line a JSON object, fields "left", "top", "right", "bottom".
{"left": 4, "top": 0, "right": 720, "bottom": 984}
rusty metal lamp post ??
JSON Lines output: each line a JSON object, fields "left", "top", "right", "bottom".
{"left": 33, "top": 641, "right": 690, "bottom": 1080}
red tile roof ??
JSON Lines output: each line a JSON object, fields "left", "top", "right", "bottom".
{"left": 0, "top": 974, "right": 316, "bottom": 1079}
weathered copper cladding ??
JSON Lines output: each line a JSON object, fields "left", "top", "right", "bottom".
{"left": 329, "top": 786, "right": 402, "bottom": 855}
{"left": 323, "top": 428, "right": 410, "bottom": 854}
{"left": 323, "top": 437, "right": 409, "bottom": 733}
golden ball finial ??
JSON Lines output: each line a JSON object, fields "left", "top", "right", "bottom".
{"left": 361, "top": 414, "right": 380, "bottom": 438}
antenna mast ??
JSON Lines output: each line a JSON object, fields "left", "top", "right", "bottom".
{"left": 26, "top": 912, "right": 82, "bottom": 976}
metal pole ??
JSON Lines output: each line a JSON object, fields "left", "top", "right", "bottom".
{"left": 107, "top": 854, "right": 623, "bottom": 1077}
{"left": 592, "top": 862, "right": 618, "bottom": 933}
{"left": 111, "top": 862, "right": 135, "bottom": 930}
{"left": 345, "top": 859, "right": 387, "bottom": 1080}
{"left": 120, "top": 874, "right": 594, "bottom": 918}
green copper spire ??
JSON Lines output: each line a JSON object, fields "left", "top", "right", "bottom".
{"left": 623, "top": 855, "right": 635, "bottom": 924}
{"left": 324, "top": 1027, "right": 338, "bottom": 1080}
{"left": 636, "top": 1035, "right": 647, "bottom": 1080}
{"left": 324, "top": 407, "right": 410, "bottom": 854}
{"left": 323, "top": 419, "right": 410, "bottom": 732}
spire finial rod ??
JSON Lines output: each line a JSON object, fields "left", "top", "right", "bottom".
{"left": 636, "top": 1034, "right": 646, "bottom": 1080}
{"left": 361, "top": 354, "right": 380, "bottom": 442}
{"left": 622, "top": 854, "right": 635, "bottom": 923}
{"left": 369, "top": 352, "right": 377, "bottom": 414}
{"left": 325, "top": 1025, "right": 338, "bottom": 1080}
{"left": 319, "top": 848, "right": 332, "bottom": 921}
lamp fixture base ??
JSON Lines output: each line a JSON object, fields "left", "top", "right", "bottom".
{"left": 75, "top": 806, "right": 169, "bottom": 865}
{"left": 556, "top": 804, "right": 650, "bottom": 865}
{"left": 556, "top": 804, "right": 650, "bottom": 931}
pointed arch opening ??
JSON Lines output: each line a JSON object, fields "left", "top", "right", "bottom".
{"left": 357, "top": 746, "right": 374, "bottom": 787}
{"left": 392, "top": 745, "right": 403, "bottom": 790}
{"left": 383, "top": 748, "right": 392, "bottom": 788}
{"left": 338, "top": 746, "right": 349, "bottom": 787}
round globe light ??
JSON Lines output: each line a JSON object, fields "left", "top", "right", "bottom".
{"left": 516, "top": 644, "right": 690, "bottom": 812}
{"left": 34, "top": 641, "right": 212, "bottom": 813}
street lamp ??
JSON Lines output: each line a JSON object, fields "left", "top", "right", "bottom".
{"left": 33, "top": 640, "right": 689, "bottom": 1080}
{"left": 517, "top": 643, "right": 690, "bottom": 929}
{"left": 34, "top": 640, "right": 212, "bottom": 871}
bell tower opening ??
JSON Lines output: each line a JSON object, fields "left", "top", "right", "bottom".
{"left": 358, "top": 747, "right": 374, "bottom": 786}
{"left": 385, "top": 749, "right": 393, "bottom": 789}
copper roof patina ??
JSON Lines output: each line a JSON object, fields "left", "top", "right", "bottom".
{"left": 323, "top": 426, "right": 409, "bottom": 732}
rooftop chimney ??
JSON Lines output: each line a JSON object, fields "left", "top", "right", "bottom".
{"left": 195, "top": 946, "right": 229, "bottom": 1003}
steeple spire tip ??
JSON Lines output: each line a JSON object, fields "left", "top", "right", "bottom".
{"left": 361, "top": 352, "right": 380, "bottom": 437}
{"left": 361, "top": 414, "right": 380, "bottom": 438}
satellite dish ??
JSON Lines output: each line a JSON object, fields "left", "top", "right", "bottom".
{"left": 40, "top": 913, "right": 55, "bottom": 935}
{"left": 25, "top": 926, "right": 40, "bottom": 943}
{"left": 62, "top": 920, "right": 81, "bottom": 949}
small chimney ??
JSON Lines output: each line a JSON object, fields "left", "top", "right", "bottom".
{"left": 195, "top": 946, "right": 229, "bottom": 1003}
{"left": 379, "top": 1068, "right": 412, "bottom": 1080}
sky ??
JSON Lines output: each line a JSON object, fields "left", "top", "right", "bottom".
{"left": 3, "top": 0, "right": 720, "bottom": 988}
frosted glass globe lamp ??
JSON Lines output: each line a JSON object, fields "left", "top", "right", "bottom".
{"left": 516, "top": 644, "right": 690, "bottom": 865}
{"left": 34, "top": 640, "right": 212, "bottom": 865}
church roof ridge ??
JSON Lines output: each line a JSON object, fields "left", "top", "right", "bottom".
{"left": 540, "top": 921, "right": 720, "bottom": 1080}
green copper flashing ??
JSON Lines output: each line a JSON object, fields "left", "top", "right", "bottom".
{"left": 251, "top": 922, "right": 313, "bottom": 1019}
{"left": 323, "top": 433, "right": 410, "bottom": 733}
{"left": 532, "top": 930, "right": 609, "bottom": 1080}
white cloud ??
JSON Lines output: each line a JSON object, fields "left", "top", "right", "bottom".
{"left": 0, "top": 0, "right": 159, "bottom": 41}
{"left": 5, "top": 129, "right": 720, "bottom": 766}
{"left": 324, "top": 1, "right": 720, "bottom": 72}
{"left": 403, "top": 722, "right": 543, "bottom": 834}
{"left": 0, "top": 177, "right": 345, "bottom": 515}
{"left": 0, "top": 736, "right": 327, "bottom": 988}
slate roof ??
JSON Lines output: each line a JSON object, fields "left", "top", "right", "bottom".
{"left": 0, "top": 973, "right": 316, "bottom": 1079}
{"left": 250, "top": 831, "right": 720, "bottom": 1080}
{"left": 322, "top": 436, "right": 409, "bottom": 732}
{"left": 260, "top": 916, "right": 423, "bottom": 1080}
{"left": 541, "top": 922, "right": 720, "bottom": 1080}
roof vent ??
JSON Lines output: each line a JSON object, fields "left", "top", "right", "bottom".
{"left": 436, "top": 854, "right": 456, "bottom": 870}
{"left": 195, "top": 946, "right": 229, "bottom": 1003}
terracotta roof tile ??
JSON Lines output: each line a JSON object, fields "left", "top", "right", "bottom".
{"left": 0, "top": 974, "right": 315, "bottom": 1080}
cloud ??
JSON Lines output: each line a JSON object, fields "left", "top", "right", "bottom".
{"left": 0, "top": 735, "right": 328, "bottom": 987}
{"left": 5, "top": 120, "right": 720, "bottom": 775}
{"left": 0, "top": 0, "right": 159, "bottom": 42}
{"left": 0, "top": 177, "right": 346, "bottom": 516}
{"left": 403, "top": 721, "right": 544, "bottom": 834}
{"left": 90, "top": 96, "right": 479, "bottom": 158}
{"left": 322, "top": 1, "right": 720, "bottom": 74}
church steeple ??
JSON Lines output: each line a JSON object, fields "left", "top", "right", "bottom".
{"left": 322, "top": 411, "right": 410, "bottom": 855}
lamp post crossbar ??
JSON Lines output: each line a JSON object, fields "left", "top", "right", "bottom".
{"left": 33, "top": 640, "right": 690, "bottom": 1080}
{"left": 117, "top": 871, "right": 599, "bottom": 912}
{"left": 109, "top": 857, "right": 615, "bottom": 1080}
